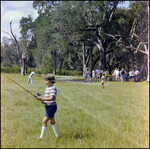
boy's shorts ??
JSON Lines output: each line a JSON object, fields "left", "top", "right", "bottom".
{"left": 45, "top": 104, "right": 57, "bottom": 118}
{"left": 129, "top": 76, "right": 132, "bottom": 79}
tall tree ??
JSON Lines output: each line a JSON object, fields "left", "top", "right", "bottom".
{"left": 125, "top": 1, "right": 149, "bottom": 82}
{"left": 1, "top": 21, "right": 28, "bottom": 75}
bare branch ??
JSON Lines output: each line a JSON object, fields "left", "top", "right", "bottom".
{"left": 9, "top": 21, "right": 22, "bottom": 66}
{"left": 1, "top": 29, "right": 15, "bottom": 41}
{"left": 125, "top": 46, "right": 148, "bottom": 55}
{"left": 133, "top": 33, "right": 148, "bottom": 52}
{"left": 104, "top": 33, "right": 121, "bottom": 41}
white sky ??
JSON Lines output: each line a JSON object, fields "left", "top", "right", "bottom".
{"left": 1, "top": 1, "right": 130, "bottom": 43}
{"left": 1, "top": 1, "right": 38, "bottom": 42}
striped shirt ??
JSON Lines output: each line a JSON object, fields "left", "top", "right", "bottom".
{"left": 44, "top": 85, "right": 57, "bottom": 105}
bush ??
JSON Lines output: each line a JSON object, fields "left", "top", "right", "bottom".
{"left": 60, "top": 69, "right": 82, "bottom": 76}
{"left": 11, "top": 67, "right": 21, "bottom": 73}
{"left": 1, "top": 66, "right": 82, "bottom": 76}
{"left": 27, "top": 67, "right": 33, "bottom": 74}
{"left": 27, "top": 67, "right": 43, "bottom": 75}
{"left": 1, "top": 66, "right": 21, "bottom": 73}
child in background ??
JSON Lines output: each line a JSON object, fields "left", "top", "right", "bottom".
{"left": 87, "top": 68, "right": 91, "bottom": 82}
{"left": 101, "top": 73, "right": 105, "bottom": 89}
{"left": 129, "top": 69, "right": 132, "bottom": 82}
{"left": 36, "top": 74, "right": 60, "bottom": 139}
{"left": 92, "top": 68, "right": 95, "bottom": 82}
{"left": 27, "top": 69, "right": 38, "bottom": 84}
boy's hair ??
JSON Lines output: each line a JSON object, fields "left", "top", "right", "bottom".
{"left": 44, "top": 74, "right": 55, "bottom": 84}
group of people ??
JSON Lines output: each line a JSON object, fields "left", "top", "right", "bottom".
{"left": 113, "top": 68, "right": 140, "bottom": 82}
{"left": 83, "top": 67, "right": 107, "bottom": 88}
{"left": 83, "top": 67, "right": 140, "bottom": 87}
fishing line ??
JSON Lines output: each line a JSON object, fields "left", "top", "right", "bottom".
{"left": 1, "top": 72, "right": 37, "bottom": 98}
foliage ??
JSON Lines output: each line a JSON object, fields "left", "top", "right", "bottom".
{"left": 1, "top": 66, "right": 21, "bottom": 73}
{"left": 1, "top": 1, "right": 148, "bottom": 79}
{"left": 60, "top": 69, "right": 82, "bottom": 76}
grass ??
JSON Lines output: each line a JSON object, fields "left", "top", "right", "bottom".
{"left": 1, "top": 73, "right": 149, "bottom": 148}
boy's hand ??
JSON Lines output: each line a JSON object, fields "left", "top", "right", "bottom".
{"left": 41, "top": 100, "right": 45, "bottom": 104}
{"left": 36, "top": 96, "right": 42, "bottom": 101}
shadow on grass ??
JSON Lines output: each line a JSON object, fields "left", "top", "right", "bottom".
{"left": 61, "top": 132, "right": 94, "bottom": 139}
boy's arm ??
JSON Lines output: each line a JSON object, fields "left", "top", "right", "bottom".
{"left": 37, "top": 95, "right": 55, "bottom": 101}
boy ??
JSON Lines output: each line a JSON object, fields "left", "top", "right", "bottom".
{"left": 101, "top": 73, "right": 105, "bottom": 89}
{"left": 36, "top": 74, "right": 60, "bottom": 139}
{"left": 27, "top": 69, "right": 38, "bottom": 84}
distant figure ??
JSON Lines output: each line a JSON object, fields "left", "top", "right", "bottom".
{"left": 132, "top": 69, "right": 135, "bottom": 82}
{"left": 83, "top": 67, "right": 88, "bottom": 82}
{"left": 87, "top": 68, "right": 91, "bottom": 82}
{"left": 135, "top": 69, "right": 139, "bottom": 82}
{"left": 129, "top": 69, "right": 132, "bottom": 82}
{"left": 96, "top": 67, "right": 101, "bottom": 82}
{"left": 113, "top": 68, "right": 117, "bottom": 77}
{"left": 115, "top": 68, "right": 120, "bottom": 82}
{"left": 101, "top": 73, "right": 105, "bottom": 89}
{"left": 92, "top": 68, "right": 96, "bottom": 82}
{"left": 27, "top": 69, "right": 38, "bottom": 84}
{"left": 120, "top": 68, "right": 125, "bottom": 83}
{"left": 124, "top": 71, "right": 128, "bottom": 81}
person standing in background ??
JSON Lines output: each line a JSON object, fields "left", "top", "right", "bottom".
{"left": 96, "top": 67, "right": 101, "bottom": 82}
{"left": 129, "top": 69, "right": 132, "bottom": 82}
{"left": 92, "top": 68, "right": 96, "bottom": 82}
{"left": 132, "top": 69, "right": 135, "bottom": 82}
{"left": 83, "top": 67, "right": 88, "bottom": 82}
{"left": 135, "top": 69, "right": 139, "bottom": 82}
{"left": 27, "top": 69, "right": 38, "bottom": 84}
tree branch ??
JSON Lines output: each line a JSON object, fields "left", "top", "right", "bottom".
{"left": 133, "top": 33, "right": 148, "bottom": 52}
{"left": 125, "top": 46, "right": 148, "bottom": 55}
{"left": 1, "top": 29, "right": 15, "bottom": 42}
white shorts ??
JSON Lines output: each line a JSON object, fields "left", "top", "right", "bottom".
{"left": 92, "top": 74, "right": 95, "bottom": 78}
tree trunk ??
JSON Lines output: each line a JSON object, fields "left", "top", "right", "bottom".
{"left": 53, "top": 49, "right": 57, "bottom": 75}
{"left": 22, "top": 52, "right": 28, "bottom": 75}
{"left": 82, "top": 42, "right": 86, "bottom": 75}
{"left": 90, "top": 54, "right": 100, "bottom": 76}
{"left": 59, "top": 59, "right": 64, "bottom": 75}
{"left": 138, "top": 56, "right": 147, "bottom": 78}
{"left": 147, "top": 1, "right": 149, "bottom": 82}
{"left": 9, "top": 21, "right": 28, "bottom": 75}
{"left": 97, "top": 39, "right": 106, "bottom": 70}
{"left": 146, "top": 53, "right": 149, "bottom": 82}
{"left": 128, "top": 49, "right": 134, "bottom": 69}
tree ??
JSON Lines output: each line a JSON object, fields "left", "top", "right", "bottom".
{"left": 1, "top": 21, "right": 28, "bottom": 75}
{"left": 125, "top": 1, "right": 149, "bottom": 82}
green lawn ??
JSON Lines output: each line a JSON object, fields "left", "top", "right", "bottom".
{"left": 1, "top": 73, "right": 149, "bottom": 148}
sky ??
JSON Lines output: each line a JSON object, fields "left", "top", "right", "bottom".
{"left": 1, "top": 1, "right": 130, "bottom": 43}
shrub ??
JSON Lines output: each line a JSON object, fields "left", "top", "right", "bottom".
{"left": 1, "top": 66, "right": 12, "bottom": 73}
{"left": 11, "top": 67, "right": 21, "bottom": 73}
{"left": 60, "top": 69, "right": 82, "bottom": 76}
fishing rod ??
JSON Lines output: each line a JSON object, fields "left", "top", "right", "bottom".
{"left": 1, "top": 72, "right": 37, "bottom": 98}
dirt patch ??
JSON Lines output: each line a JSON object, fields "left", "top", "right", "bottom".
{"left": 56, "top": 79, "right": 101, "bottom": 85}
